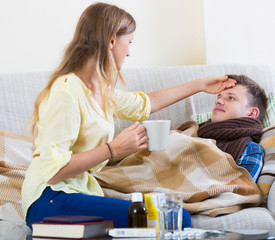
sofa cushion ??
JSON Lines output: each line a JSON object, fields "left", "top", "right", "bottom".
{"left": 257, "top": 125, "right": 275, "bottom": 200}
{"left": 191, "top": 207, "right": 275, "bottom": 229}
{"left": 0, "top": 131, "right": 33, "bottom": 223}
{"left": 267, "top": 181, "right": 275, "bottom": 214}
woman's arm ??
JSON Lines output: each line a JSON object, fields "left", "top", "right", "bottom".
{"left": 148, "top": 76, "right": 236, "bottom": 113}
{"left": 48, "top": 144, "right": 111, "bottom": 184}
{"left": 48, "top": 121, "right": 147, "bottom": 184}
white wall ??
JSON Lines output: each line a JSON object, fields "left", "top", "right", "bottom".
{"left": 204, "top": 0, "right": 275, "bottom": 65}
{"left": 0, "top": 0, "right": 205, "bottom": 74}
{"left": 2, "top": 0, "right": 274, "bottom": 74}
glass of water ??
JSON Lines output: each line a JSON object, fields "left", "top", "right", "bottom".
{"left": 157, "top": 193, "right": 183, "bottom": 236}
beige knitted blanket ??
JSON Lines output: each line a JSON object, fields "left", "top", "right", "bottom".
{"left": 95, "top": 121, "right": 261, "bottom": 216}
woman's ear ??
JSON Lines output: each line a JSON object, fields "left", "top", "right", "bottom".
{"left": 109, "top": 34, "right": 117, "bottom": 49}
{"left": 247, "top": 107, "right": 260, "bottom": 119}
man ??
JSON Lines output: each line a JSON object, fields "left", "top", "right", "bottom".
{"left": 94, "top": 74, "right": 265, "bottom": 217}
{"left": 197, "top": 74, "right": 268, "bottom": 182}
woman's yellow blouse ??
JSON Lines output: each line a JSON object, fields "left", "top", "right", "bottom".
{"left": 22, "top": 73, "right": 151, "bottom": 218}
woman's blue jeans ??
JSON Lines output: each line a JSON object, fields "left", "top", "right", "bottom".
{"left": 26, "top": 187, "right": 191, "bottom": 230}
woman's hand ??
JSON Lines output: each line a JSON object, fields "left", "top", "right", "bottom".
{"left": 198, "top": 76, "right": 236, "bottom": 94}
{"left": 109, "top": 121, "right": 148, "bottom": 157}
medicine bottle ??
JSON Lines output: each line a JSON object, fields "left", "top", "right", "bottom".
{"left": 128, "top": 192, "right": 148, "bottom": 228}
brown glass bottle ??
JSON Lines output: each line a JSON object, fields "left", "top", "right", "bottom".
{"left": 128, "top": 193, "right": 148, "bottom": 228}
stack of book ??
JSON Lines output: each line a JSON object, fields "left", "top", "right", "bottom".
{"left": 31, "top": 215, "right": 114, "bottom": 239}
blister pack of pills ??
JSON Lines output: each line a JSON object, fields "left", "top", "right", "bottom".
{"left": 163, "top": 228, "right": 224, "bottom": 239}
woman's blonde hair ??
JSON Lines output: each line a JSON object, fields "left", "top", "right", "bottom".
{"left": 30, "top": 2, "right": 136, "bottom": 141}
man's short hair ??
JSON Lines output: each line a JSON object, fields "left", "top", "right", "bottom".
{"left": 226, "top": 74, "right": 267, "bottom": 121}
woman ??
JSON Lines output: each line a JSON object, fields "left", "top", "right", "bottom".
{"left": 22, "top": 2, "right": 235, "bottom": 229}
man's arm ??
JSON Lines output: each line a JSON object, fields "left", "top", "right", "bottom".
{"left": 237, "top": 141, "right": 264, "bottom": 182}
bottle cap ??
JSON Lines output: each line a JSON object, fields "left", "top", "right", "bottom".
{"left": 132, "top": 192, "right": 143, "bottom": 202}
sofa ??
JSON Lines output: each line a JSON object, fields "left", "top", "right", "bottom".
{"left": 1, "top": 64, "right": 275, "bottom": 231}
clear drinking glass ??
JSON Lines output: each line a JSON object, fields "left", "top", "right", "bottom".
{"left": 157, "top": 193, "right": 183, "bottom": 236}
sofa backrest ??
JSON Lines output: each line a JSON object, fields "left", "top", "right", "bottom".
{"left": 1, "top": 64, "right": 275, "bottom": 136}
{"left": 0, "top": 72, "right": 50, "bottom": 134}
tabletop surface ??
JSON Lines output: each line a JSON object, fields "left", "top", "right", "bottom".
{"left": 1, "top": 221, "right": 275, "bottom": 240}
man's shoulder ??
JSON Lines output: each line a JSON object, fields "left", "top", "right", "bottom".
{"left": 244, "top": 141, "right": 264, "bottom": 154}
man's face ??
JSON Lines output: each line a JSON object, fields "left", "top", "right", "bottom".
{"left": 211, "top": 84, "right": 253, "bottom": 123}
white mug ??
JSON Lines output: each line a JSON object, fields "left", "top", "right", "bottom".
{"left": 141, "top": 120, "right": 171, "bottom": 151}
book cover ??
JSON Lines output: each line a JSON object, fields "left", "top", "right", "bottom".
{"left": 43, "top": 215, "right": 104, "bottom": 224}
{"left": 31, "top": 216, "right": 114, "bottom": 239}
